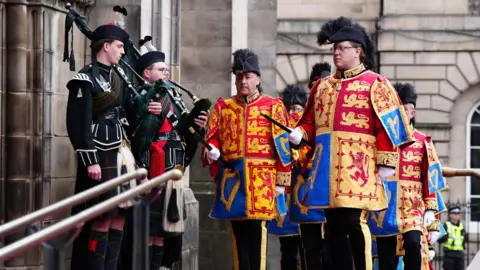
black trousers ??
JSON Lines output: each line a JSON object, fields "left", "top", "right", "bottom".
{"left": 299, "top": 223, "right": 332, "bottom": 270}
{"left": 324, "top": 208, "right": 371, "bottom": 270}
{"left": 161, "top": 235, "right": 183, "bottom": 268}
{"left": 443, "top": 253, "right": 464, "bottom": 270}
{"left": 231, "top": 220, "right": 268, "bottom": 270}
{"left": 278, "top": 236, "right": 302, "bottom": 270}
{"left": 376, "top": 230, "right": 422, "bottom": 270}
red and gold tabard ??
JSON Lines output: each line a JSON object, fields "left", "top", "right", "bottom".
{"left": 397, "top": 129, "right": 438, "bottom": 232}
{"left": 297, "top": 64, "right": 414, "bottom": 211}
{"left": 204, "top": 90, "right": 291, "bottom": 220}
{"left": 368, "top": 129, "right": 441, "bottom": 236}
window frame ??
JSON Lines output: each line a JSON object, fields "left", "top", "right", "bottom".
{"left": 466, "top": 102, "right": 480, "bottom": 232}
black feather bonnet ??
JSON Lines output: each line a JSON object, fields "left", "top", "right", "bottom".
{"left": 394, "top": 82, "right": 417, "bottom": 107}
{"left": 281, "top": 85, "right": 307, "bottom": 107}
{"left": 308, "top": 62, "right": 331, "bottom": 89}
{"left": 231, "top": 49, "right": 261, "bottom": 77}
{"left": 316, "top": 16, "right": 376, "bottom": 69}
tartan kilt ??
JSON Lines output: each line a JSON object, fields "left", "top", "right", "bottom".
{"left": 148, "top": 140, "right": 186, "bottom": 237}
{"left": 71, "top": 148, "right": 126, "bottom": 219}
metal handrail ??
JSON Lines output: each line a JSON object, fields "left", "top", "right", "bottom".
{"left": 0, "top": 169, "right": 183, "bottom": 263}
{"left": 0, "top": 169, "right": 148, "bottom": 239}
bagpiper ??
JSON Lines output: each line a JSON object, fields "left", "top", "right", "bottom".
{"left": 67, "top": 24, "right": 141, "bottom": 270}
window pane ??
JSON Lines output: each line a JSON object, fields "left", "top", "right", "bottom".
{"left": 470, "top": 199, "right": 480, "bottom": 222}
{"left": 471, "top": 176, "right": 480, "bottom": 195}
{"left": 470, "top": 126, "right": 480, "bottom": 146}
{"left": 470, "top": 149, "right": 480, "bottom": 168}
{"left": 472, "top": 111, "right": 480, "bottom": 124}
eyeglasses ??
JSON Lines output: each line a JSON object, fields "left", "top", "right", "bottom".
{"left": 330, "top": 46, "right": 357, "bottom": 53}
{"left": 148, "top": 67, "right": 169, "bottom": 73}
{"left": 288, "top": 106, "right": 304, "bottom": 113}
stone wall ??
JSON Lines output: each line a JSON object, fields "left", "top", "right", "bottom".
{"left": 248, "top": 0, "right": 277, "bottom": 95}
{"left": 181, "top": 0, "right": 234, "bottom": 268}
{"left": 278, "top": 0, "right": 380, "bottom": 20}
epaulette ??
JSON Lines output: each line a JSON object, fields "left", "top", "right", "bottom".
{"left": 70, "top": 73, "right": 93, "bottom": 85}
{"left": 377, "top": 75, "right": 387, "bottom": 82}
{"left": 69, "top": 64, "right": 94, "bottom": 86}
{"left": 216, "top": 97, "right": 227, "bottom": 107}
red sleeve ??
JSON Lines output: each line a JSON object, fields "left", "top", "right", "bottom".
{"left": 202, "top": 99, "right": 223, "bottom": 180}
{"left": 296, "top": 80, "right": 322, "bottom": 146}
{"left": 375, "top": 116, "right": 398, "bottom": 168}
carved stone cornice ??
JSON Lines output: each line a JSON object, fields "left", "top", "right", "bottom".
{"left": 59, "top": 0, "right": 94, "bottom": 8}
{"left": 25, "top": 0, "right": 95, "bottom": 8}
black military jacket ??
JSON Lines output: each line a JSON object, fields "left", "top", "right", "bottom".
{"left": 66, "top": 63, "right": 131, "bottom": 167}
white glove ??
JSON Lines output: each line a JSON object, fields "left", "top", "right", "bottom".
{"left": 428, "top": 230, "right": 441, "bottom": 244}
{"left": 428, "top": 249, "right": 435, "bottom": 261}
{"left": 377, "top": 166, "right": 395, "bottom": 183}
{"left": 206, "top": 144, "right": 220, "bottom": 164}
{"left": 275, "top": 186, "right": 285, "bottom": 195}
{"left": 288, "top": 128, "right": 302, "bottom": 145}
{"left": 424, "top": 210, "right": 436, "bottom": 228}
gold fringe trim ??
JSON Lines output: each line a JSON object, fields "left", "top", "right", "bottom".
{"left": 427, "top": 220, "right": 440, "bottom": 232}
{"left": 276, "top": 172, "right": 291, "bottom": 186}
{"left": 376, "top": 151, "right": 399, "bottom": 168}
{"left": 425, "top": 198, "right": 439, "bottom": 212}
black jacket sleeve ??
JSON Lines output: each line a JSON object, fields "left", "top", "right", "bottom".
{"left": 66, "top": 78, "right": 99, "bottom": 167}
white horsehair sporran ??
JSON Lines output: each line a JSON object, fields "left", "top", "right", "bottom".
{"left": 116, "top": 141, "right": 138, "bottom": 208}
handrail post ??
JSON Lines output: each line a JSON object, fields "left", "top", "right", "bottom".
{"left": 29, "top": 224, "right": 83, "bottom": 270}
{"left": 132, "top": 196, "right": 150, "bottom": 270}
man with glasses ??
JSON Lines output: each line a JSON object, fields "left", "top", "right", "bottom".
{"left": 120, "top": 51, "right": 207, "bottom": 270}
{"left": 288, "top": 17, "right": 414, "bottom": 270}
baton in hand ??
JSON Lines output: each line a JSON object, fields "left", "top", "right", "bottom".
{"left": 261, "top": 113, "right": 309, "bottom": 145}
{"left": 188, "top": 127, "right": 227, "bottom": 164}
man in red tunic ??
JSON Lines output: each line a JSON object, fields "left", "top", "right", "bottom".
{"left": 370, "top": 82, "right": 444, "bottom": 270}
{"left": 203, "top": 49, "right": 291, "bottom": 270}
{"left": 287, "top": 17, "right": 414, "bottom": 270}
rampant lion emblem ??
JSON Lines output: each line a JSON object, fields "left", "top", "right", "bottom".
{"left": 347, "top": 151, "right": 370, "bottom": 187}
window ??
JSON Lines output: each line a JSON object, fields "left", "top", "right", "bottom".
{"left": 467, "top": 103, "right": 480, "bottom": 222}
{"left": 470, "top": 0, "right": 480, "bottom": 15}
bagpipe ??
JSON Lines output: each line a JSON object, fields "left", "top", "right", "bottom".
{"left": 63, "top": 3, "right": 212, "bottom": 160}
